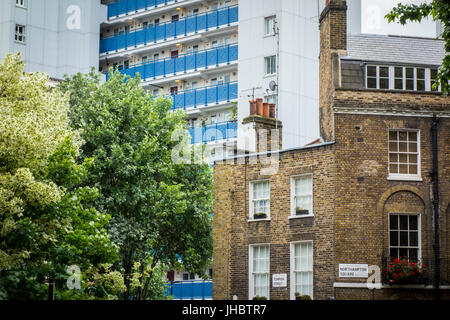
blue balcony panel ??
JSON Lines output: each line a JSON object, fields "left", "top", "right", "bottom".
{"left": 107, "top": 44, "right": 238, "bottom": 81}
{"left": 172, "top": 82, "right": 238, "bottom": 110}
{"left": 101, "top": 5, "right": 238, "bottom": 54}
{"left": 188, "top": 120, "right": 238, "bottom": 145}
{"left": 108, "top": 0, "right": 182, "bottom": 19}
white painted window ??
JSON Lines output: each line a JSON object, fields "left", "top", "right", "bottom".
{"left": 182, "top": 272, "right": 196, "bottom": 281}
{"left": 395, "top": 66, "right": 424, "bottom": 91}
{"left": 389, "top": 214, "right": 420, "bottom": 261}
{"left": 264, "top": 56, "right": 277, "bottom": 76}
{"left": 366, "top": 65, "right": 389, "bottom": 89}
{"left": 388, "top": 129, "right": 420, "bottom": 180}
{"left": 291, "top": 175, "right": 313, "bottom": 217}
{"left": 264, "top": 95, "right": 278, "bottom": 104}
{"left": 430, "top": 68, "right": 439, "bottom": 91}
{"left": 264, "top": 16, "right": 276, "bottom": 36}
{"left": 15, "top": 24, "right": 26, "bottom": 43}
{"left": 368, "top": 65, "right": 439, "bottom": 92}
{"left": 249, "top": 245, "right": 270, "bottom": 299}
{"left": 250, "top": 180, "right": 270, "bottom": 220}
{"left": 291, "top": 241, "right": 313, "bottom": 299}
{"left": 16, "top": 0, "right": 26, "bottom": 8}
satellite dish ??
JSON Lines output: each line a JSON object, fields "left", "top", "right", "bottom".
{"left": 269, "top": 80, "right": 277, "bottom": 91}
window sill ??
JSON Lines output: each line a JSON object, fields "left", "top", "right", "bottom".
{"left": 289, "top": 214, "right": 314, "bottom": 220}
{"left": 248, "top": 218, "right": 271, "bottom": 223}
{"left": 264, "top": 73, "right": 277, "bottom": 78}
{"left": 387, "top": 175, "right": 423, "bottom": 182}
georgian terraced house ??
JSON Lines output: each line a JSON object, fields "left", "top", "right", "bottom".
{"left": 212, "top": 0, "right": 450, "bottom": 300}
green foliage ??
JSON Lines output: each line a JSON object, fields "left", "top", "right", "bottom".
{"left": 0, "top": 54, "right": 118, "bottom": 300}
{"left": 59, "top": 68, "right": 213, "bottom": 300}
{"left": 295, "top": 293, "right": 312, "bottom": 300}
{"left": 385, "top": 0, "right": 450, "bottom": 96}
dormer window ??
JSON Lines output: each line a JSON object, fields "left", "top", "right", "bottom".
{"left": 366, "top": 65, "right": 440, "bottom": 92}
{"left": 367, "top": 65, "right": 389, "bottom": 89}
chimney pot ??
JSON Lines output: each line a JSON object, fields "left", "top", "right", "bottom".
{"left": 263, "top": 102, "right": 270, "bottom": 117}
{"left": 269, "top": 104, "right": 276, "bottom": 118}
{"left": 249, "top": 100, "right": 256, "bottom": 115}
{"left": 256, "top": 98, "right": 263, "bottom": 116}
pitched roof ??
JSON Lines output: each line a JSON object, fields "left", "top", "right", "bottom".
{"left": 345, "top": 33, "right": 446, "bottom": 66}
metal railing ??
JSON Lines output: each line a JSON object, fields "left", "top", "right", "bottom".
{"left": 172, "top": 81, "right": 238, "bottom": 110}
{"left": 100, "top": 5, "right": 238, "bottom": 53}
{"left": 166, "top": 280, "right": 212, "bottom": 300}
{"left": 188, "top": 120, "right": 237, "bottom": 145}
{"left": 106, "top": 0, "right": 183, "bottom": 19}
{"left": 106, "top": 43, "right": 238, "bottom": 81}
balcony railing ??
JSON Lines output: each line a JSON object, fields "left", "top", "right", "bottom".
{"left": 188, "top": 120, "right": 237, "bottom": 145}
{"left": 106, "top": 0, "right": 183, "bottom": 19}
{"left": 100, "top": 5, "right": 238, "bottom": 54}
{"left": 166, "top": 280, "right": 212, "bottom": 300}
{"left": 106, "top": 43, "right": 238, "bottom": 81}
{"left": 172, "top": 81, "right": 237, "bottom": 110}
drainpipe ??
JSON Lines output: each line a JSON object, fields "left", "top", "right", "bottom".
{"left": 431, "top": 116, "right": 440, "bottom": 300}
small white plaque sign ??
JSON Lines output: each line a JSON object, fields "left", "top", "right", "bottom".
{"left": 339, "top": 264, "right": 369, "bottom": 278}
{"left": 272, "top": 274, "right": 287, "bottom": 287}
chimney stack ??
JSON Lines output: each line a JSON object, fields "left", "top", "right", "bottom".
{"left": 243, "top": 100, "right": 282, "bottom": 153}
{"left": 319, "top": 0, "right": 347, "bottom": 142}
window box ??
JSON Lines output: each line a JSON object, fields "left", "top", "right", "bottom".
{"left": 253, "top": 213, "right": 268, "bottom": 220}
{"left": 295, "top": 208, "right": 310, "bottom": 216}
{"left": 295, "top": 293, "right": 312, "bottom": 300}
{"left": 383, "top": 257, "right": 428, "bottom": 285}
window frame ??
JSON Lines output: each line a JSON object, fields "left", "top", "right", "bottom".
{"left": 15, "top": 0, "right": 26, "bottom": 8}
{"left": 264, "top": 15, "right": 276, "bottom": 36}
{"left": 387, "top": 129, "right": 421, "bottom": 181}
{"left": 366, "top": 65, "right": 389, "bottom": 89}
{"left": 368, "top": 65, "right": 441, "bottom": 92}
{"left": 264, "top": 55, "right": 277, "bottom": 76}
{"left": 249, "top": 244, "right": 270, "bottom": 300}
{"left": 290, "top": 240, "right": 313, "bottom": 300}
{"left": 249, "top": 180, "right": 271, "bottom": 221}
{"left": 14, "top": 24, "right": 26, "bottom": 44}
{"left": 290, "top": 174, "right": 314, "bottom": 219}
{"left": 388, "top": 213, "right": 421, "bottom": 261}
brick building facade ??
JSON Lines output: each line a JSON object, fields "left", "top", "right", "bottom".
{"left": 212, "top": 0, "right": 449, "bottom": 300}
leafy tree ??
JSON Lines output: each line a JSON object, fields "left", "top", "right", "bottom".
{"left": 0, "top": 54, "right": 118, "bottom": 299}
{"left": 386, "top": 0, "right": 450, "bottom": 96}
{"left": 59, "top": 69, "right": 213, "bottom": 300}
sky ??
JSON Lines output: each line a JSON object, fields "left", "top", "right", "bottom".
{"left": 361, "top": 0, "right": 438, "bottom": 38}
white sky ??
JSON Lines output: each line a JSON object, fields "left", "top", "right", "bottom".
{"left": 361, "top": 0, "right": 437, "bottom": 38}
